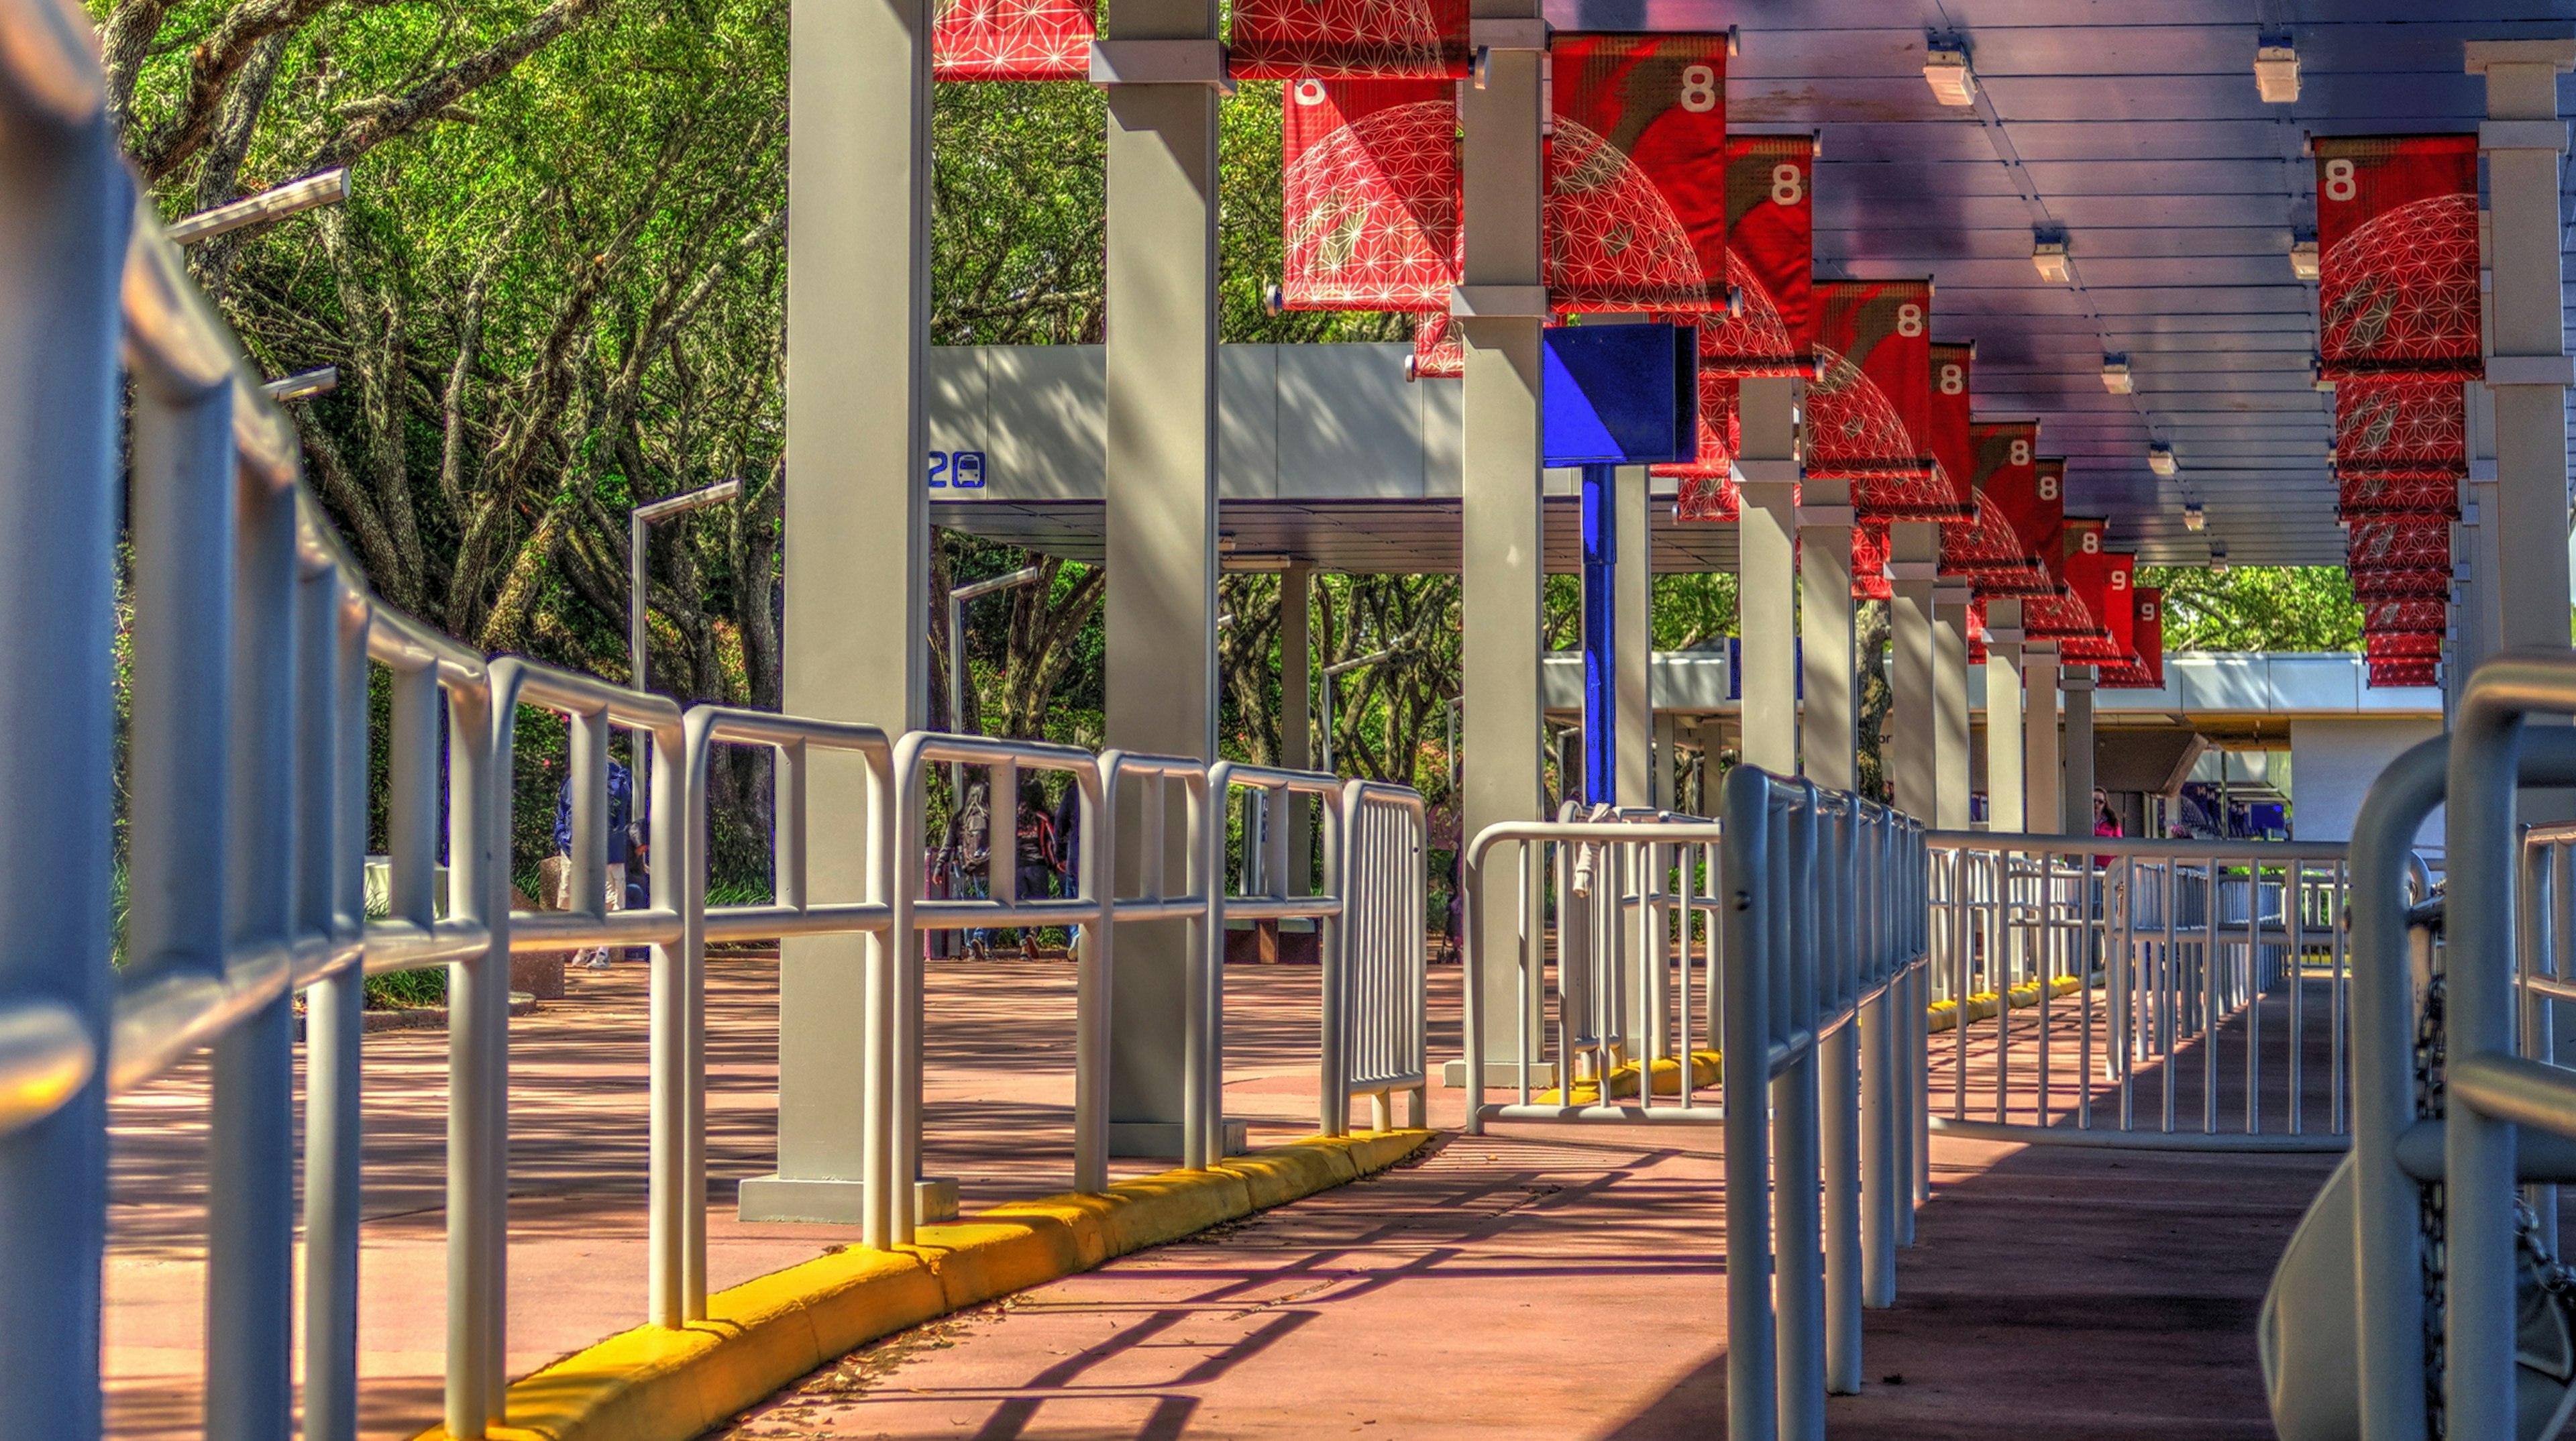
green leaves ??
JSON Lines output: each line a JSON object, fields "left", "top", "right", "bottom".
{"left": 2136, "top": 566, "right": 2363, "bottom": 653}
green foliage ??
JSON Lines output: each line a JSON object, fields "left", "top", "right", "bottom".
{"left": 2137, "top": 566, "right": 2363, "bottom": 653}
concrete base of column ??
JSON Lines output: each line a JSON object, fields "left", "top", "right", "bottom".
{"left": 739, "top": 1175, "right": 962, "bottom": 1224}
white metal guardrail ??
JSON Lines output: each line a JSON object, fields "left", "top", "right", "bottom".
{"left": 1926, "top": 834, "right": 2357, "bottom": 1150}
{"left": 1457, "top": 770, "right": 1929, "bottom": 1441}
{"left": 0, "top": 21, "right": 1434, "bottom": 1437}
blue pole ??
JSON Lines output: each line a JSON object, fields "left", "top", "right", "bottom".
{"left": 1581, "top": 463, "right": 1617, "bottom": 806}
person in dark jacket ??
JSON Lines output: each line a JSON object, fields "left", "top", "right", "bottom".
{"left": 1012, "top": 790, "right": 1057, "bottom": 960}
{"left": 1051, "top": 781, "right": 1083, "bottom": 960}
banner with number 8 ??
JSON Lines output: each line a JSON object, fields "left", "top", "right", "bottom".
{"left": 1546, "top": 34, "right": 1730, "bottom": 311}
{"left": 1809, "top": 279, "right": 1939, "bottom": 516}
{"left": 1281, "top": 78, "right": 1461, "bottom": 311}
{"left": 2313, "top": 134, "right": 2481, "bottom": 381}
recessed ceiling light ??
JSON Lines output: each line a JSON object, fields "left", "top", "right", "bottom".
{"left": 2289, "top": 237, "right": 2320, "bottom": 281}
{"left": 1925, "top": 38, "right": 1976, "bottom": 106}
{"left": 2101, "top": 356, "right": 2133, "bottom": 394}
{"left": 2183, "top": 503, "right": 2205, "bottom": 531}
{"left": 2032, "top": 235, "right": 2072, "bottom": 284}
{"left": 2148, "top": 442, "right": 2178, "bottom": 477}
{"left": 2255, "top": 37, "right": 2301, "bottom": 104}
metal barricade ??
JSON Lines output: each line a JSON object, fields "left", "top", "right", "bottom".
{"left": 1457, "top": 770, "right": 1929, "bottom": 1441}
{"left": 1926, "top": 833, "right": 2353, "bottom": 1151}
{"left": 1329, "top": 781, "right": 1428, "bottom": 1135}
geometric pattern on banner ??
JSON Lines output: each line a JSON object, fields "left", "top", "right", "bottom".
{"left": 2031, "top": 519, "right": 2111, "bottom": 641}
{"left": 1927, "top": 342, "right": 1974, "bottom": 523}
{"left": 2340, "top": 476, "right": 2461, "bottom": 517}
{"left": 1657, "top": 370, "right": 1740, "bottom": 497}
{"left": 2369, "top": 656, "right": 2440, "bottom": 688}
{"left": 2366, "top": 630, "right": 2445, "bottom": 659}
{"left": 1547, "top": 35, "right": 1730, "bottom": 311}
{"left": 1409, "top": 311, "right": 1463, "bottom": 378}
{"left": 1808, "top": 279, "right": 1939, "bottom": 504}
{"left": 2364, "top": 598, "right": 2448, "bottom": 633}
{"left": 2315, "top": 135, "right": 2481, "bottom": 382}
{"left": 932, "top": 0, "right": 1096, "bottom": 79}
{"left": 2023, "top": 586, "right": 2101, "bottom": 643}
{"left": 2353, "top": 567, "right": 2454, "bottom": 600}
{"left": 1949, "top": 421, "right": 2049, "bottom": 590}
{"left": 1850, "top": 521, "right": 1892, "bottom": 602}
{"left": 1228, "top": 0, "right": 1468, "bottom": 80}
{"left": 1942, "top": 487, "right": 2038, "bottom": 580}
{"left": 2347, "top": 513, "right": 2453, "bottom": 573}
{"left": 1968, "top": 596, "right": 1988, "bottom": 666}
{"left": 2101, "top": 588, "right": 2165, "bottom": 689}
{"left": 1282, "top": 81, "right": 1460, "bottom": 311}
{"left": 2334, "top": 376, "right": 2467, "bottom": 482}
{"left": 1697, "top": 134, "right": 1812, "bottom": 376}
{"left": 1676, "top": 470, "right": 1739, "bottom": 522}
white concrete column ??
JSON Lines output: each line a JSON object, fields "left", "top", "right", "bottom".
{"left": 2025, "top": 642, "right": 2062, "bottom": 837}
{"left": 757, "top": 0, "right": 931, "bottom": 1222}
{"left": 1736, "top": 378, "right": 1800, "bottom": 774}
{"left": 1983, "top": 600, "right": 2026, "bottom": 833}
{"left": 1798, "top": 478, "right": 1857, "bottom": 792}
{"left": 1652, "top": 711, "right": 1679, "bottom": 810}
{"left": 1100, "top": 20, "right": 1225, "bottom": 1151}
{"left": 1616, "top": 466, "right": 1652, "bottom": 806}
{"left": 1280, "top": 563, "right": 1312, "bottom": 867}
{"left": 1457, "top": 29, "right": 1547, "bottom": 1077}
{"left": 1888, "top": 523, "right": 1939, "bottom": 821}
{"left": 2060, "top": 665, "right": 2096, "bottom": 835}
{"left": 1933, "top": 581, "right": 1972, "bottom": 831}
{"left": 2467, "top": 41, "right": 2576, "bottom": 659}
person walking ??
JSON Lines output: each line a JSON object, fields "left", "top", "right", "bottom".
{"left": 553, "top": 757, "right": 635, "bottom": 969}
{"left": 1012, "top": 788, "right": 1058, "bottom": 960}
{"left": 1051, "top": 780, "right": 1083, "bottom": 961}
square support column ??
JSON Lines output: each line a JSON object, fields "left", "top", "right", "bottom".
{"left": 1933, "top": 581, "right": 1972, "bottom": 831}
{"left": 1100, "top": 38, "right": 1224, "bottom": 1154}
{"left": 1983, "top": 601, "right": 2026, "bottom": 833}
{"left": 1888, "top": 524, "right": 1939, "bottom": 821}
{"left": 1652, "top": 712, "right": 1678, "bottom": 810}
{"left": 2467, "top": 41, "right": 2576, "bottom": 660}
{"left": 2024, "top": 643, "right": 2062, "bottom": 837}
{"left": 755, "top": 0, "right": 931, "bottom": 1223}
{"left": 1456, "top": 36, "right": 1547, "bottom": 1080}
{"left": 1617, "top": 466, "right": 1653, "bottom": 807}
{"left": 1736, "top": 377, "right": 1800, "bottom": 775}
{"left": 1798, "top": 480, "right": 1856, "bottom": 793}
{"left": 2060, "top": 665, "right": 2095, "bottom": 836}
{"left": 1280, "top": 563, "right": 1312, "bottom": 865}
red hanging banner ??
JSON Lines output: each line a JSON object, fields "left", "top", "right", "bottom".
{"left": 2348, "top": 514, "right": 2453, "bottom": 574}
{"left": 932, "top": 0, "right": 1097, "bottom": 81}
{"left": 1229, "top": 0, "right": 1468, "bottom": 80}
{"left": 2314, "top": 135, "right": 2481, "bottom": 381}
{"left": 2102, "top": 588, "right": 2166, "bottom": 689}
{"left": 1660, "top": 374, "right": 1741, "bottom": 519}
{"left": 2370, "top": 657, "right": 2440, "bottom": 688}
{"left": 2028, "top": 517, "right": 2108, "bottom": 641}
{"left": 1927, "top": 341, "right": 1974, "bottom": 522}
{"left": 2100, "top": 551, "right": 2137, "bottom": 657}
{"left": 2334, "top": 376, "right": 2465, "bottom": 515}
{"left": 2364, "top": 598, "right": 2447, "bottom": 635}
{"left": 1948, "top": 421, "right": 2049, "bottom": 591}
{"left": 1850, "top": 522, "right": 1892, "bottom": 602}
{"left": 1408, "top": 311, "right": 1462, "bottom": 379}
{"left": 2367, "top": 631, "right": 2444, "bottom": 660}
{"left": 1547, "top": 36, "right": 1730, "bottom": 312}
{"left": 1808, "top": 280, "right": 1941, "bottom": 515}
{"left": 1699, "top": 135, "right": 1813, "bottom": 376}
{"left": 1281, "top": 79, "right": 1460, "bottom": 311}
{"left": 1976, "top": 441, "right": 2060, "bottom": 579}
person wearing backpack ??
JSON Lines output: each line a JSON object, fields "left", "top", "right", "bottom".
{"left": 1012, "top": 790, "right": 1058, "bottom": 961}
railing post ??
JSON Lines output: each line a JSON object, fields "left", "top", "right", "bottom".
{"left": 1861, "top": 812, "right": 1900, "bottom": 1304}
{"left": 1720, "top": 767, "right": 1778, "bottom": 1441}
{"left": 1823, "top": 802, "right": 1864, "bottom": 1391}
{"left": 303, "top": 582, "right": 370, "bottom": 1441}
{"left": 444, "top": 675, "right": 502, "bottom": 1437}
{"left": 1774, "top": 787, "right": 1827, "bottom": 1438}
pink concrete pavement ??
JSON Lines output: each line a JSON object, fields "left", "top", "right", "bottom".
{"left": 103, "top": 953, "right": 2336, "bottom": 1439}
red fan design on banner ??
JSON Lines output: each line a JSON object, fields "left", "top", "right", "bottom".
{"left": 2101, "top": 589, "right": 2165, "bottom": 688}
{"left": 1229, "top": 0, "right": 1468, "bottom": 80}
{"left": 1808, "top": 280, "right": 1944, "bottom": 518}
{"left": 1546, "top": 36, "right": 1729, "bottom": 312}
{"left": 2367, "top": 631, "right": 2443, "bottom": 659}
{"left": 1699, "top": 135, "right": 1813, "bottom": 376}
{"left": 1926, "top": 341, "right": 1974, "bottom": 523}
{"left": 2365, "top": 598, "right": 2447, "bottom": 633}
{"left": 2371, "top": 657, "right": 2440, "bottom": 687}
{"left": 1660, "top": 373, "right": 1740, "bottom": 520}
{"left": 2315, "top": 135, "right": 2481, "bottom": 381}
{"left": 2354, "top": 568, "right": 2453, "bottom": 601}
{"left": 1947, "top": 422, "right": 2049, "bottom": 592}
{"left": 932, "top": 0, "right": 1096, "bottom": 81}
{"left": 2349, "top": 514, "right": 2453, "bottom": 572}
{"left": 1968, "top": 598, "right": 1988, "bottom": 665}
{"left": 1282, "top": 80, "right": 1459, "bottom": 311}
{"left": 2063, "top": 551, "right": 2137, "bottom": 662}
{"left": 1407, "top": 312, "right": 1462, "bottom": 379}
{"left": 2031, "top": 519, "right": 2111, "bottom": 643}
{"left": 1850, "top": 522, "right": 1892, "bottom": 602}
{"left": 2334, "top": 376, "right": 2465, "bottom": 495}
{"left": 2341, "top": 475, "right": 2463, "bottom": 515}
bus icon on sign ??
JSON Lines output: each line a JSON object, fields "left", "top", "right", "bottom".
{"left": 927, "top": 450, "right": 986, "bottom": 490}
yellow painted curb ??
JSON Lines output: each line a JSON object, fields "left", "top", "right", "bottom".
{"left": 1537, "top": 1049, "right": 1723, "bottom": 1106}
{"left": 408, "top": 1128, "right": 1437, "bottom": 1441}
{"left": 1926, "top": 973, "right": 2088, "bottom": 1034}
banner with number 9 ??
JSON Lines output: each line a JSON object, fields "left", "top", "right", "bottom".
{"left": 1546, "top": 34, "right": 1730, "bottom": 311}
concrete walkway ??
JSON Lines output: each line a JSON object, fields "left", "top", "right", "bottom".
{"left": 101, "top": 953, "right": 2334, "bottom": 1439}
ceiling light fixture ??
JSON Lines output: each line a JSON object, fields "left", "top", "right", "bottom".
{"left": 2311, "top": 353, "right": 2334, "bottom": 392}
{"left": 2289, "top": 235, "right": 2321, "bottom": 281}
{"left": 2032, "top": 232, "right": 2072, "bottom": 284}
{"left": 1924, "top": 37, "right": 1976, "bottom": 106}
{"left": 2255, "top": 35, "right": 2301, "bottom": 104}
{"left": 2101, "top": 355, "right": 2134, "bottom": 394}
{"left": 2147, "top": 442, "right": 2179, "bottom": 477}
{"left": 2183, "top": 502, "right": 2205, "bottom": 531}
{"left": 2208, "top": 543, "right": 2231, "bottom": 576}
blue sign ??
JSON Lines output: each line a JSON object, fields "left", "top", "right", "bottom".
{"left": 1541, "top": 323, "right": 1697, "bottom": 467}
{"left": 927, "top": 450, "right": 986, "bottom": 489}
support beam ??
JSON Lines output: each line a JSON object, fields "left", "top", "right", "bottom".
{"left": 1736, "top": 377, "right": 1800, "bottom": 775}
{"left": 1100, "top": 29, "right": 1224, "bottom": 1152}
{"left": 1984, "top": 600, "right": 2026, "bottom": 833}
{"left": 1617, "top": 466, "right": 1652, "bottom": 808}
{"left": 1458, "top": 32, "right": 1546, "bottom": 1079}
{"left": 1888, "top": 524, "right": 1939, "bottom": 822}
{"left": 1579, "top": 464, "right": 1616, "bottom": 804}
{"left": 1799, "top": 480, "right": 1857, "bottom": 793}
{"left": 2061, "top": 665, "right": 2096, "bottom": 835}
{"left": 2025, "top": 643, "right": 2062, "bottom": 837}
{"left": 2467, "top": 41, "right": 2576, "bottom": 663}
{"left": 757, "top": 0, "right": 930, "bottom": 1222}
{"left": 1933, "top": 582, "right": 1972, "bottom": 831}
